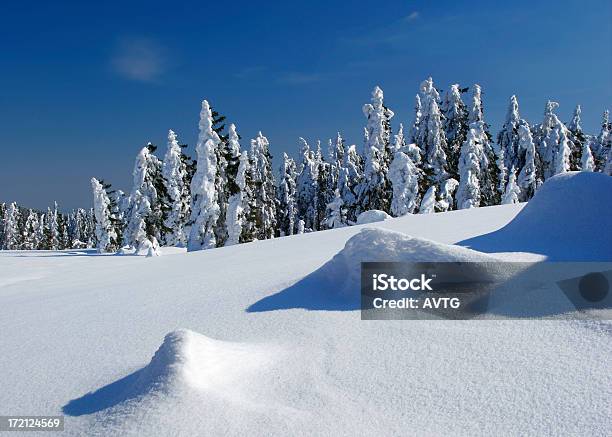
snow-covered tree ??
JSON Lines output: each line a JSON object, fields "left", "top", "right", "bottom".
{"left": 497, "top": 95, "right": 522, "bottom": 175}
{"left": 325, "top": 189, "right": 347, "bottom": 229}
{"left": 44, "top": 202, "right": 60, "bottom": 250}
{"left": 388, "top": 149, "right": 421, "bottom": 216}
{"left": 36, "top": 213, "right": 47, "bottom": 249}
{"left": 337, "top": 144, "right": 362, "bottom": 223}
{"left": 277, "top": 153, "right": 298, "bottom": 236}
{"left": 22, "top": 210, "right": 40, "bottom": 250}
{"left": 357, "top": 86, "right": 394, "bottom": 214}
{"left": 2, "top": 202, "right": 20, "bottom": 250}
{"left": 441, "top": 84, "right": 468, "bottom": 178}
{"left": 595, "top": 110, "right": 611, "bottom": 171}
{"left": 124, "top": 144, "right": 168, "bottom": 253}
{"left": 604, "top": 145, "right": 612, "bottom": 176}
{"left": 249, "top": 131, "right": 277, "bottom": 240}
{"left": 580, "top": 140, "right": 595, "bottom": 172}
{"left": 415, "top": 78, "right": 449, "bottom": 201}
{"left": 437, "top": 178, "right": 459, "bottom": 212}
{"left": 567, "top": 105, "right": 586, "bottom": 171}
{"left": 91, "top": 177, "right": 118, "bottom": 253}
{"left": 418, "top": 186, "right": 436, "bottom": 214}
{"left": 502, "top": 167, "right": 521, "bottom": 205}
{"left": 537, "top": 101, "right": 573, "bottom": 179}
{"left": 516, "top": 122, "right": 541, "bottom": 201}
{"left": 188, "top": 100, "right": 221, "bottom": 251}
{"left": 456, "top": 126, "right": 483, "bottom": 209}
{"left": 296, "top": 138, "right": 318, "bottom": 231}
{"left": 162, "top": 129, "right": 190, "bottom": 246}
{"left": 408, "top": 94, "right": 422, "bottom": 145}
{"left": 224, "top": 124, "right": 249, "bottom": 246}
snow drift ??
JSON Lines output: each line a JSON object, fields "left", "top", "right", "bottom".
{"left": 460, "top": 172, "right": 612, "bottom": 260}
{"left": 356, "top": 210, "right": 391, "bottom": 225}
{"left": 249, "top": 228, "right": 500, "bottom": 311}
{"left": 63, "top": 329, "right": 273, "bottom": 415}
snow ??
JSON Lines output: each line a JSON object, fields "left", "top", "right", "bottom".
{"left": 461, "top": 171, "right": 612, "bottom": 260}
{"left": 356, "top": 209, "right": 391, "bottom": 224}
{"left": 0, "top": 173, "right": 611, "bottom": 436}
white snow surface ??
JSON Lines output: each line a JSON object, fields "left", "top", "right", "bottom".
{"left": 356, "top": 209, "right": 392, "bottom": 224}
{"left": 1, "top": 173, "right": 611, "bottom": 436}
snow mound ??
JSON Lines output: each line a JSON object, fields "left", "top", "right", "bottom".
{"left": 356, "top": 209, "right": 391, "bottom": 225}
{"left": 134, "top": 329, "right": 271, "bottom": 394}
{"left": 320, "top": 228, "right": 498, "bottom": 298}
{"left": 460, "top": 172, "right": 612, "bottom": 260}
{"left": 63, "top": 329, "right": 274, "bottom": 416}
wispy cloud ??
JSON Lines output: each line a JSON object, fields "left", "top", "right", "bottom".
{"left": 404, "top": 11, "right": 420, "bottom": 22}
{"left": 110, "top": 37, "right": 168, "bottom": 83}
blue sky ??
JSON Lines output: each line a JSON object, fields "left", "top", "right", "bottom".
{"left": 1, "top": 0, "right": 610, "bottom": 210}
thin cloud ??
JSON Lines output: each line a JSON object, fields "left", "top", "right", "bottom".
{"left": 404, "top": 11, "right": 420, "bottom": 22}
{"left": 111, "top": 37, "right": 168, "bottom": 83}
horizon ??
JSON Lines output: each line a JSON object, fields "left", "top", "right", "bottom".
{"left": 1, "top": 0, "right": 611, "bottom": 211}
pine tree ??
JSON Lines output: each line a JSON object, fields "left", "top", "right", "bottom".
{"left": 356, "top": 86, "right": 394, "bottom": 214}
{"left": 224, "top": 124, "right": 249, "bottom": 246}
{"left": 388, "top": 147, "right": 421, "bottom": 216}
{"left": 537, "top": 101, "right": 573, "bottom": 179}
{"left": 188, "top": 100, "right": 221, "bottom": 251}
{"left": 593, "top": 110, "right": 610, "bottom": 170}
{"left": 44, "top": 202, "right": 60, "bottom": 250}
{"left": 162, "top": 129, "right": 191, "bottom": 247}
{"left": 567, "top": 105, "right": 586, "bottom": 171}
{"left": 316, "top": 143, "right": 335, "bottom": 230}
{"left": 124, "top": 144, "right": 168, "bottom": 252}
{"left": 442, "top": 84, "right": 469, "bottom": 179}
{"left": 516, "top": 122, "right": 541, "bottom": 201}
{"left": 22, "top": 209, "right": 40, "bottom": 250}
{"left": 336, "top": 144, "right": 362, "bottom": 224}
{"left": 249, "top": 131, "right": 277, "bottom": 239}
{"left": 325, "top": 190, "right": 348, "bottom": 228}
{"left": 502, "top": 167, "right": 521, "bottom": 205}
{"left": 437, "top": 178, "right": 459, "bottom": 212}
{"left": 2, "top": 202, "right": 20, "bottom": 250}
{"left": 456, "top": 126, "right": 483, "bottom": 209}
{"left": 408, "top": 94, "right": 422, "bottom": 145}
{"left": 296, "top": 138, "right": 318, "bottom": 231}
{"left": 419, "top": 186, "right": 436, "bottom": 214}
{"left": 36, "top": 214, "right": 46, "bottom": 249}
{"left": 497, "top": 95, "right": 522, "bottom": 175}
{"left": 580, "top": 140, "right": 595, "bottom": 172}
{"left": 277, "top": 153, "right": 298, "bottom": 236}
{"left": 604, "top": 145, "right": 612, "bottom": 176}
{"left": 467, "top": 85, "right": 499, "bottom": 206}
{"left": 415, "top": 78, "right": 449, "bottom": 203}
{"left": 91, "top": 177, "right": 118, "bottom": 253}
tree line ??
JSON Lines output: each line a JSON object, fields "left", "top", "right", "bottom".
{"left": 3, "top": 77, "right": 611, "bottom": 253}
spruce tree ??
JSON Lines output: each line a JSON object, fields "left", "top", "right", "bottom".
{"left": 442, "top": 84, "right": 469, "bottom": 179}
{"left": 516, "top": 122, "right": 541, "bottom": 201}
{"left": 22, "top": 209, "right": 40, "bottom": 250}
{"left": 249, "top": 132, "right": 277, "bottom": 239}
{"left": 595, "top": 110, "right": 611, "bottom": 171}
{"left": 224, "top": 124, "right": 249, "bottom": 246}
{"left": 296, "top": 138, "right": 318, "bottom": 231}
{"left": 415, "top": 78, "right": 449, "bottom": 204}
{"left": 497, "top": 95, "right": 522, "bottom": 176}
{"left": 502, "top": 167, "right": 521, "bottom": 205}
{"left": 567, "top": 105, "right": 586, "bottom": 171}
{"left": 388, "top": 141, "right": 422, "bottom": 217}
{"left": 325, "top": 190, "right": 348, "bottom": 229}
{"left": 91, "top": 177, "right": 118, "bottom": 253}
{"left": 2, "top": 202, "right": 20, "bottom": 250}
{"left": 277, "top": 153, "right": 298, "bottom": 236}
{"left": 162, "top": 129, "right": 191, "bottom": 246}
{"left": 188, "top": 100, "right": 221, "bottom": 251}
{"left": 357, "top": 86, "right": 394, "bottom": 213}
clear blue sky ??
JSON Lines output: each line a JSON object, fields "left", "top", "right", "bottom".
{"left": 1, "top": 0, "right": 610, "bottom": 211}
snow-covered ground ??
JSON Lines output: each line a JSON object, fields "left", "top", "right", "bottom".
{"left": 1, "top": 173, "right": 610, "bottom": 436}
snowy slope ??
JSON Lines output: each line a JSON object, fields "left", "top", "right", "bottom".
{"left": 0, "top": 173, "right": 611, "bottom": 436}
